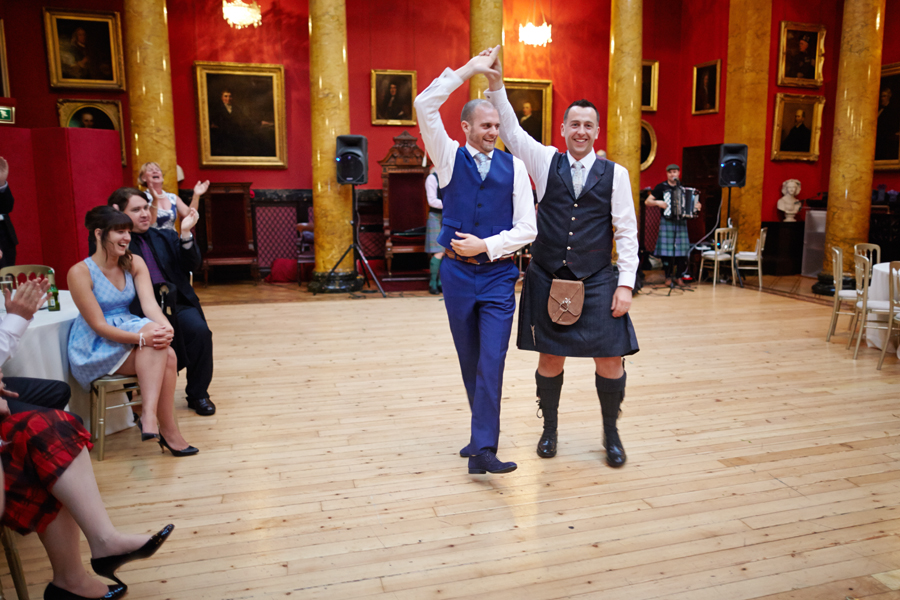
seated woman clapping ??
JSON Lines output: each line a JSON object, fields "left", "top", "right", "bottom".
{"left": 0, "top": 407, "right": 173, "bottom": 599}
{"left": 67, "top": 206, "right": 197, "bottom": 456}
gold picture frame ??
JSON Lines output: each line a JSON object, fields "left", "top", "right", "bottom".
{"left": 194, "top": 61, "right": 287, "bottom": 168}
{"left": 640, "top": 120, "right": 657, "bottom": 171}
{"left": 498, "top": 78, "right": 553, "bottom": 150}
{"left": 771, "top": 93, "right": 825, "bottom": 162}
{"left": 42, "top": 8, "right": 125, "bottom": 91}
{"left": 0, "top": 20, "right": 10, "bottom": 97}
{"left": 371, "top": 70, "right": 417, "bottom": 126}
{"left": 642, "top": 60, "right": 658, "bottom": 112}
{"left": 692, "top": 60, "right": 720, "bottom": 115}
{"left": 777, "top": 21, "right": 826, "bottom": 88}
{"left": 875, "top": 62, "right": 900, "bottom": 170}
{"left": 57, "top": 99, "right": 126, "bottom": 165}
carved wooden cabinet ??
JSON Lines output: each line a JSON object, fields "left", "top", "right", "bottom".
{"left": 198, "top": 182, "right": 260, "bottom": 284}
{"left": 377, "top": 131, "right": 430, "bottom": 278}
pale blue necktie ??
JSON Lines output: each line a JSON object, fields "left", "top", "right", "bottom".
{"left": 572, "top": 162, "right": 584, "bottom": 197}
{"left": 474, "top": 153, "right": 490, "bottom": 181}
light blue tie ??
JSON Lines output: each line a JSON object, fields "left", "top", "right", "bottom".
{"left": 474, "top": 153, "right": 490, "bottom": 181}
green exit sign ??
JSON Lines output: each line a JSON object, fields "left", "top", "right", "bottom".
{"left": 0, "top": 106, "right": 14, "bottom": 124}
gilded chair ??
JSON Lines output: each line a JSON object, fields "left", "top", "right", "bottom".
{"left": 0, "top": 264, "right": 55, "bottom": 288}
{"left": 877, "top": 261, "right": 900, "bottom": 370}
{"left": 854, "top": 243, "right": 881, "bottom": 268}
{"left": 90, "top": 375, "right": 142, "bottom": 461}
{"left": 847, "top": 254, "right": 887, "bottom": 359}
{"left": 826, "top": 247, "right": 858, "bottom": 342}
{"left": 698, "top": 228, "right": 737, "bottom": 288}
{"left": 733, "top": 227, "right": 767, "bottom": 290}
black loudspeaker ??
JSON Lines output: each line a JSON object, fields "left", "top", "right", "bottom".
{"left": 336, "top": 135, "right": 368, "bottom": 184}
{"left": 718, "top": 143, "right": 748, "bottom": 188}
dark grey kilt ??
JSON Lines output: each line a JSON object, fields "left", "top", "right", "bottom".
{"left": 517, "top": 261, "right": 639, "bottom": 358}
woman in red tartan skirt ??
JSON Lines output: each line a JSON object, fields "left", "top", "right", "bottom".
{"left": 1, "top": 408, "right": 174, "bottom": 600}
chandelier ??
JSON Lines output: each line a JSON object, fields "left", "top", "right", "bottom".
{"left": 222, "top": 0, "right": 262, "bottom": 30}
{"left": 518, "top": 0, "right": 551, "bottom": 47}
{"left": 519, "top": 21, "right": 552, "bottom": 47}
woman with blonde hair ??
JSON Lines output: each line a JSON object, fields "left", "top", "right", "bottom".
{"left": 67, "top": 205, "right": 198, "bottom": 457}
{"left": 137, "top": 162, "right": 209, "bottom": 231}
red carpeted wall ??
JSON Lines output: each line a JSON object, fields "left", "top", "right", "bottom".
{"left": 31, "top": 128, "right": 123, "bottom": 287}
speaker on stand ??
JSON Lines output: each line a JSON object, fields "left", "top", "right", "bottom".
{"left": 718, "top": 143, "right": 748, "bottom": 227}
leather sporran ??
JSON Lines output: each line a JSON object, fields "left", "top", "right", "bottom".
{"left": 547, "top": 279, "right": 584, "bottom": 325}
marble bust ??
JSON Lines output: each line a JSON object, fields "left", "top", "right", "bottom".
{"left": 778, "top": 179, "right": 803, "bottom": 222}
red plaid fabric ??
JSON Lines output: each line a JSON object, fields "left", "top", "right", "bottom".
{"left": 1, "top": 410, "right": 92, "bottom": 535}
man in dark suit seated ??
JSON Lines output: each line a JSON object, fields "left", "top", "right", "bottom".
{"left": 0, "top": 157, "right": 20, "bottom": 268}
{"left": 108, "top": 187, "right": 217, "bottom": 416}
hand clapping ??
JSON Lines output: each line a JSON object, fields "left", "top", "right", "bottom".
{"left": 4, "top": 277, "right": 51, "bottom": 320}
{"left": 193, "top": 180, "right": 210, "bottom": 196}
{"left": 180, "top": 208, "right": 200, "bottom": 233}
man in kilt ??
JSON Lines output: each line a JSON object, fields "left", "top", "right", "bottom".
{"left": 414, "top": 47, "right": 537, "bottom": 475}
{"left": 482, "top": 49, "right": 640, "bottom": 468}
{"left": 645, "top": 165, "right": 700, "bottom": 287}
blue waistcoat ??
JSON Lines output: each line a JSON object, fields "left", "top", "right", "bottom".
{"left": 531, "top": 153, "right": 616, "bottom": 279}
{"left": 436, "top": 148, "right": 515, "bottom": 264}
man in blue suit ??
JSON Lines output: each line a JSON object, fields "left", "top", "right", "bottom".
{"left": 414, "top": 47, "right": 536, "bottom": 475}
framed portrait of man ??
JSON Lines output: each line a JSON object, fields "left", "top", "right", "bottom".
{"left": 642, "top": 60, "right": 658, "bottom": 112}
{"left": 875, "top": 62, "right": 900, "bottom": 170}
{"left": 497, "top": 78, "right": 552, "bottom": 150}
{"left": 57, "top": 99, "right": 126, "bottom": 165}
{"left": 777, "top": 22, "right": 825, "bottom": 88}
{"left": 692, "top": 60, "right": 720, "bottom": 115}
{"left": 371, "top": 70, "right": 416, "bottom": 126}
{"left": 771, "top": 93, "right": 825, "bottom": 162}
{"left": 42, "top": 8, "right": 125, "bottom": 91}
{"left": 194, "top": 61, "right": 287, "bottom": 168}
{"left": 0, "top": 20, "right": 9, "bottom": 97}
{"left": 640, "top": 120, "right": 657, "bottom": 171}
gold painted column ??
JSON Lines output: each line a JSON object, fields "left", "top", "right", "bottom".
{"left": 723, "top": 0, "right": 772, "bottom": 251}
{"left": 308, "top": 0, "right": 360, "bottom": 293}
{"left": 124, "top": 0, "right": 176, "bottom": 192}
{"left": 607, "top": 0, "right": 642, "bottom": 213}
{"left": 469, "top": 0, "right": 503, "bottom": 99}
{"left": 824, "top": 0, "right": 885, "bottom": 274}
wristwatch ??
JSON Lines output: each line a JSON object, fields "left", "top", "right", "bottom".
{"left": 180, "top": 233, "right": 193, "bottom": 243}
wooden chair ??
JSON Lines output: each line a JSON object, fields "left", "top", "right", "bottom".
{"left": 378, "top": 131, "right": 430, "bottom": 279}
{"left": 698, "top": 228, "right": 737, "bottom": 288}
{"left": 0, "top": 264, "right": 55, "bottom": 288}
{"left": 199, "top": 182, "right": 260, "bottom": 285}
{"left": 733, "top": 227, "right": 767, "bottom": 290}
{"left": 90, "top": 375, "right": 141, "bottom": 461}
{"left": 826, "top": 247, "right": 858, "bottom": 342}
{"left": 854, "top": 242, "right": 881, "bottom": 268}
{"left": 0, "top": 526, "right": 29, "bottom": 600}
{"left": 877, "top": 261, "right": 900, "bottom": 370}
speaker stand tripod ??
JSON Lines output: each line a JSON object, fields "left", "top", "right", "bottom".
{"left": 325, "top": 185, "right": 387, "bottom": 298}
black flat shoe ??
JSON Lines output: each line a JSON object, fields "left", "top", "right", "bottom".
{"left": 186, "top": 397, "right": 216, "bottom": 416}
{"left": 468, "top": 451, "right": 517, "bottom": 474}
{"left": 603, "top": 432, "right": 627, "bottom": 468}
{"left": 91, "top": 525, "right": 175, "bottom": 585}
{"left": 536, "top": 430, "right": 557, "bottom": 458}
{"left": 44, "top": 582, "right": 127, "bottom": 600}
{"left": 158, "top": 434, "right": 199, "bottom": 457}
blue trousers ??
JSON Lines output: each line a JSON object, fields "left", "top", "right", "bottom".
{"left": 440, "top": 257, "right": 519, "bottom": 456}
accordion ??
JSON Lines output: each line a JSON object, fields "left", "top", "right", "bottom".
{"left": 663, "top": 186, "right": 701, "bottom": 220}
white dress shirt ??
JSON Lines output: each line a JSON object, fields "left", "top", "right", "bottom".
{"left": 414, "top": 69, "right": 537, "bottom": 260}
{"left": 0, "top": 313, "right": 30, "bottom": 366}
{"left": 484, "top": 86, "right": 640, "bottom": 289}
{"left": 425, "top": 172, "right": 442, "bottom": 210}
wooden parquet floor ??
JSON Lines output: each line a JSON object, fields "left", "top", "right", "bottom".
{"left": 12, "top": 282, "right": 900, "bottom": 600}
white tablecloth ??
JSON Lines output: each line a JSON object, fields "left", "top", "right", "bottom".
{"left": 3, "top": 290, "right": 134, "bottom": 434}
{"left": 865, "top": 262, "right": 899, "bottom": 359}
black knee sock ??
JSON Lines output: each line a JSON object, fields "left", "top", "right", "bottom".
{"left": 596, "top": 371, "right": 627, "bottom": 437}
{"left": 536, "top": 370, "right": 564, "bottom": 434}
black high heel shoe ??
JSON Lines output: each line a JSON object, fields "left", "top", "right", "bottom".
{"left": 91, "top": 525, "right": 175, "bottom": 586}
{"left": 44, "top": 582, "right": 127, "bottom": 600}
{"left": 133, "top": 414, "right": 159, "bottom": 443}
{"left": 158, "top": 434, "right": 199, "bottom": 457}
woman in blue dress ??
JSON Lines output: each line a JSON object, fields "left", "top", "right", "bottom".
{"left": 137, "top": 162, "right": 208, "bottom": 231}
{"left": 67, "top": 206, "right": 198, "bottom": 457}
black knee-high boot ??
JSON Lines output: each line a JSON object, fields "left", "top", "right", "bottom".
{"left": 536, "top": 370, "right": 564, "bottom": 458}
{"left": 596, "top": 371, "right": 627, "bottom": 468}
